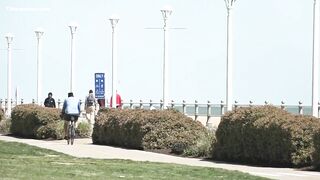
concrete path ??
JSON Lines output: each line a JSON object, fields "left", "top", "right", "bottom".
{"left": 0, "top": 135, "right": 320, "bottom": 180}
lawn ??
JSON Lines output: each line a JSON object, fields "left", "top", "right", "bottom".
{"left": 0, "top": 140, "right": 269, "bottom": 179}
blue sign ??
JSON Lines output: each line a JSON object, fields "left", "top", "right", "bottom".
{"left": 95, "top": 73, "right": 105, "bottom": 99}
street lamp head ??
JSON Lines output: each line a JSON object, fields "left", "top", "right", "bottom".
{"left": 225, "top": 0, "right": 237, "bottom": 9}
{"left": 5, "top": 33, "right": 14, "bottom": 44}
{"left": 161, "top": 6, "right": 173, "bottom": 20}
{"left": 34, "top": 27, "right": 44, "bottom": 38}
{"left": 68, "top": 22, "right": 78, "bottom": 34}
{"left": 109, "top": 14, "right": 120, "bottom": 27}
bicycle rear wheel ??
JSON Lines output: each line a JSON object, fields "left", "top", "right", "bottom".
{"left": 70, "top": 123, "right": 75, "bottom": 145}
{"left": 67, "top": 122, "right": 72, "bottom": 145}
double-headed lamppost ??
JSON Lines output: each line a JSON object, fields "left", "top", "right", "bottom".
{"left": 161, "top": 7, "right": 172, "bottom": 109}
{"left": 35, "top": 28, "right": 44, "bottom": 105}
{"left": 312, "top": 0, "right": 320, "bottom": 117}
{"left": 5, "top": 33, "right": 13, "bottom": 117}
{"left": 109, "top": 16, "right": 119, "bottom": 108}
{"left": 68, "top": 22, "right": 78, "bottom": 93}
{"left": 224, "top": 0, "right": 237, "bottom": 112}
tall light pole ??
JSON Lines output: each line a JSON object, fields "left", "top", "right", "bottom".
{"left": 224, "top": 0, "right": 237, "bottom": 112}
{"left": 35, "top": 28, "right": 44, "bottom": 106}
{"left": 68, "top": 22, "right": 78, "bottom": 93}
{"left": 312, "top": 0, "right": 320, "bottom": 117}
{"left": 161, "top": 7, "right": 172, "bottom": 109}
{"left": 5, "top": 33, "right": 13, "bottom": 117}
{"left": 109, "top": 16, "right": 119, "bottom": 108}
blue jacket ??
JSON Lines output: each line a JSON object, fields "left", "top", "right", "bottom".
{"left": 62, "top": 97, "right": 81, "bottom": 116}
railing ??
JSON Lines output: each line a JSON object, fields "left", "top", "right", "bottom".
{"left": 0, "top": 98, "right": 89, "bottom": 118}
{"left": 0, "top": 98, "right": 318, "bottom": 120}
{"left": 120, "top": 100, "right": 316, "bottom": 117}
{"left": 120, "top": 100, "right": 225, "bottom": 121}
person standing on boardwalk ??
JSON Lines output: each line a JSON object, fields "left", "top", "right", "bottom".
{"left": 44, "top": 92, "right": 56, "bottom": 108}
{"left": 110, "top": 92, "right": 122, "bottom": 109}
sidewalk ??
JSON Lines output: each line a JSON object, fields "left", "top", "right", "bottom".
{"left": 0, "top": 134, "right": 320, "bottom": 180}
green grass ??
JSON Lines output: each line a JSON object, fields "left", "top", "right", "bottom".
{"left": 0, "top": 140, "right": 268, "bottom": 180}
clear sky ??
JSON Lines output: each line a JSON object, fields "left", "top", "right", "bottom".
{"left": 0, "top": 0, "right": 316, "bottom": 105}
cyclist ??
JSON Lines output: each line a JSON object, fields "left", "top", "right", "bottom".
{"left": 61, "top": 92, "right": 81, "bottom": 139}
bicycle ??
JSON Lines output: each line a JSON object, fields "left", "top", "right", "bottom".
{"left": 66, "top": 115, "right": 77, "bottom": 145}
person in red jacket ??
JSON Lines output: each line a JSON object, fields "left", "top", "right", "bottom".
{"left": 110, "top": 93, "right": 122, "bottom": 109}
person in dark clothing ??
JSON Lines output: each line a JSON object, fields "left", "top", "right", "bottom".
{"left": 44, "top": 92, "right": 56, "bottom": 108}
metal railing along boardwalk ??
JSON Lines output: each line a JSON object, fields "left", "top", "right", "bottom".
{"left": 0, "top": 98, "right": 316, "bottom": 120}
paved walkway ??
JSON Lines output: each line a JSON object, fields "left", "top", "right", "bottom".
{"left": 1, "top": 135, "right": 320, "bottom": 180}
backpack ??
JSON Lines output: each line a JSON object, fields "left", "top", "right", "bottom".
{"left": 87, "top": 95, "right": 95, "bottom": 106}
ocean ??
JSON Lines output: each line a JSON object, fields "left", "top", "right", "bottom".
{"left": 122, "top": 104, "right": 313, "bottom": 117}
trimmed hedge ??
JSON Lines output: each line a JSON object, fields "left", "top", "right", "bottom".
{"left": 92, "top": 109, "right": 211, "bottom": 156}
{"left": 213, "top": 105, "right": 320, "bottom": 167}
{"left": 11, "top": 104, "right": 64, "bottom": 139}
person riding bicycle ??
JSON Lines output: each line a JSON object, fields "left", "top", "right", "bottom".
{"left": 61, "top": 92, "right": 81, "bottom": 139}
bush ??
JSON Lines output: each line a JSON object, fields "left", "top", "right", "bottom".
{"left": 312, "top": 129, "right": 320, "bottom": 168}
{"left": 0, "top": 118, "right": 11, "bottom": 134}
{"left": 213, "top": 105, "right": 320, "bottom": 167}
{"left": 11, "top": 104, "right": 63, "bottom": 139}
{"left": 93, "top": 109, "right": 211, "bottom": 157}
{"left": 76, "top": 122, "right": 91, "bottom": 138}
{"left": 0, "top": 108, "right": 4, "bottom": 122}
{"left": 183, "top": 130, "right": 215, "bottom": 157}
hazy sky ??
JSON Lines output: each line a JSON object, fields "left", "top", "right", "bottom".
{"left": 0, "top": 0, "right": 316, "bottom": 105}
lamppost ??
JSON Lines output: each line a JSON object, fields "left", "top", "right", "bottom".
{"left": 161, "top": 7, "right": 172, "bottom": 109}
{"left": 312, "top": 0, "right": 320, "bottom": 117}
{"left": 224, "top": 0, "right": 237, "bottom": 112}
{"left": 109, "top": 16, "right": 119, "bottom": 108}
{"left": 68, "top": 22, "right": 78, "bottom": 93}
{"left": 5, "top": 33, "right": 13, "bottom": 117}
{"left": 35, "top": 28, "right": 44, "bottom": 105}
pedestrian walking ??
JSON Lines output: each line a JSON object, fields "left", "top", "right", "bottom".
{"left": 85, "top": 90, "right": 96, "bottom": 131}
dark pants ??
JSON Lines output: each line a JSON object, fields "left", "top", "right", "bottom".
{"left": 63, "top": 114, "right": 79, "bottom": 137}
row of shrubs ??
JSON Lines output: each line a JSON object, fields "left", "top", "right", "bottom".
{"left": 213, "top": 105, "right": 320, "bottom": 168}
{"left": 9, "top": 104, "right": 90, "bottom": 139}
{"left": 4, "top": 103, "right": 320, "bottom": 168}
{"left": 92, "top": 109, "right": 214, "bottom": 157}
{"left": 89, "top": 106, "right": 320, "bottom": 168}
